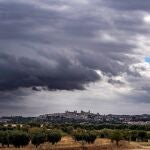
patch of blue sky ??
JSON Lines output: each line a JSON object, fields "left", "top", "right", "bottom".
{"left": 144, "top": 57, "right": 150, "bottom": 63}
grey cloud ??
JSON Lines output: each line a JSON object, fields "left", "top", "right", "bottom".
{"left": 0, "top": 0, "right": 150, "bottom": 115}
{"left": 108, "top": 78, "right": 124, "bottom": 86}
{"left": 103, "top": 0, "right": 150, "bottom": 11}
{"left": 0, "top": 0, "right": 138, "bottom": 91}
{"left": 0, "top": 53, "right": 100, "bottom": 91}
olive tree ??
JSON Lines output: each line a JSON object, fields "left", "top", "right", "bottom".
{"left": 0, "top": 131, "right": 10, "bottom": 147}
{"left": 11, "top": 131, "right": 30, "bottom": 148}
{"left": 73, "top": 130, "right": 97, "bottom": 144}
{"left": 110, "top": 130, "right": 123, "bottom": 146}
{"left": 46, "top": 129, "right": 62, "bottom": 145}
{"left": 31, "top": 132, "right": 46, "bottom": 148}
{"left": 84, "top": 131, "right": 97, "bottom": 144}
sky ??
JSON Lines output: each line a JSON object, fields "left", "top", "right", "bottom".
{"left": 0, "top": 0, "right": 150, "bottom": 116}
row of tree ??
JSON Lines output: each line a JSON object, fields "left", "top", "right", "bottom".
{"left": 0, "top": 128, "right": 150, "bottom": 148}
{"left": 2, "top": 123, "right": 150, "bottom": 132}
{"left": 72, "top": 129, "right": 150, "bottom": 146}
{"left": 0, "top": 129, "right": 62, "bottom": 148}
{"left": 99, "top": 129, "right": 150, "bottom": 143}
{"left": 46, "top": 123, "right": 150, "bottom": 131}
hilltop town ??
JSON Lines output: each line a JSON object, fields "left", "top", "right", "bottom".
{"left": 1, "top": 111, "right": 150, "bottom": 125}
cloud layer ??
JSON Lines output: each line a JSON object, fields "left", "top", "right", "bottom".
{"left": 0, "top": 0, "right": 150, "bottom": 115}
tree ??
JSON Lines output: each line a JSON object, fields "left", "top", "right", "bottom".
{"left": 11, "top": 131, "right": 30, "bottom": 148}
{"left": 73, "top": 130, "right": 85, "bottom": 142}
{"left": 0, "top": 131, "right": 10, "bottom": 147}
{"left": 138, "top": 131, "right": 148, "bottom": 142}
{"left": 31, "top": 132, "right": 46, "bottom": 148}
{"left": 130, "top": 131, "right": 138, "bottom": 141}
{"left": 21, "top": 125, "right": 30, "bottom": 132}
{"left": 29, "top": 127, "right": 44, "bottom": 137}
{"left": 147, "top": 132, "right": 150, "bottom": 140}
{"left": 99, "top": 129, "right": 112, "bottom": 138}
{"left": 47, "top": 129, "right": 62, "bottom": 145}
{"left": 110, "top": 130, "right": 123, "bottom": 146}
{"left": 83, "top": 131, "right": 97, "bottom": 144}
{"left": 66, "top": 126, "right": 74, "bottom": 134}
{"left": 121, "top": 130, "right": 130, "bottom": 141}
{"left": 73, "top": 130, "right": 97, "bottom": 144}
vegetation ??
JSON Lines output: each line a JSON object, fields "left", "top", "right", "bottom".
{"left": 0, "top": 123, "right": 150, "bottom": 148}
{"left": 0, "top": 130, "right": 30, "bottom": 148}
{"left": 73, "top": 129, "right": 97, "bottom": 144}
{"left": 11, "top": 131, "right": 30, "bottom": 148}
{"left": 47, "top": 129, "right": 62, "bottom": 145}
{"left": 110, "top": 130, "right": 123, "bottom": 146}
{"left": 31, "top": 132, "right": 46, "bottom": 148}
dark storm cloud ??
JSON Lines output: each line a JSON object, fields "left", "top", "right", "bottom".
{"left": 0, "top": 0, "right": 137, "bottom": 91}
{"left": 0, "top": 53, "right": 100, "bottom": 91}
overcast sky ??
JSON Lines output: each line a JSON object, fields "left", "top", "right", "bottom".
{"left": 0, "top": 0, "right": 150, "bottom": 116}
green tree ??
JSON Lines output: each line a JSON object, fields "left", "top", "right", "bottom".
{"left": 121, "top": 130, "right": 130, "bottom": 141}
{"left": 130, "top": 131, "right": 138, "bottom": 141}
{"left": 47, "top": 129, "right": 62, "bottom": 145}
{"left": 99, "top": 129, "right": 112, "bottom": 138}
{"left": 31, "top": 132, "right": 46, "bottom": 148}
{"left": 73, "top": 129, "right": 85, "bottom": 142}
{"left": 0, "top": 131, "right": 10, "bottom": 147}
{"left": 84, "top": 131, "right": 97, "bottom": 144}
{"left": 138, "top": 131, "right": 148, "bottom": 142}
{"left": 11, "top": 131, "right": 30, "bottom": 148}
{"left": 29, "top": 127, "right": 44, "bottom": 137}
{"left": 66, "top": 126, "right": 74, "bottom": 134}
{"left": 147, "top": 132, "right": 150, "bottom": 140}
{"left": 73, "top": 130, "right": 97, "bottom": 144}
{"left": 110, "top": 130, "right": 123, "bottom": 146}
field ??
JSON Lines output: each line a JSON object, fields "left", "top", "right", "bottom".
{"left": 0, "top": 136, "right": 150, "bottom": 150}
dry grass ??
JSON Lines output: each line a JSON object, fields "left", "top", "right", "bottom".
{"left": 0, "top": 137, "right": 149, "bottom": 150}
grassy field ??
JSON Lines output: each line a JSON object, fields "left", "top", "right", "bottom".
{"left": 0, "top": 136, "right": 150, "bottom": 150}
